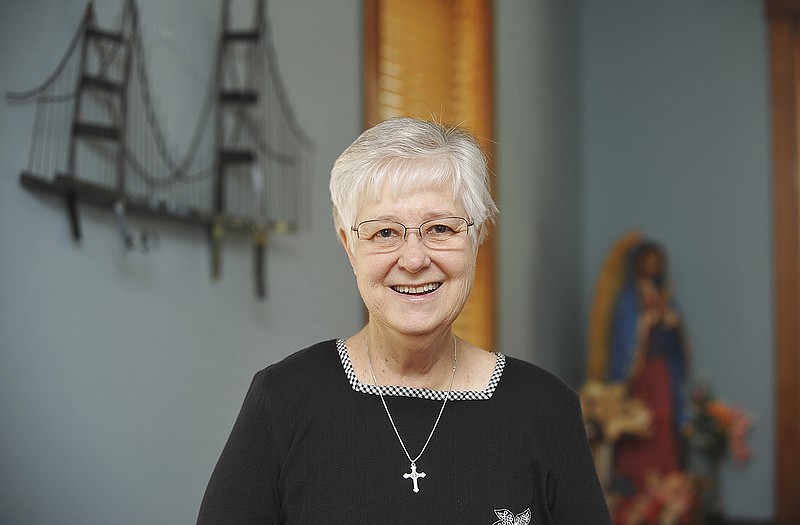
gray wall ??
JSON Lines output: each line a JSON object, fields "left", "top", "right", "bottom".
{"left": 580, "top": 0, "right": 774, "bottom": 520}
{"left": 0, "top": 1, "right": 364, "bottom": 523}
{"left": 0, "top": 0, "right": 774, "bottom": 522}
{"left": 496, "top": 0, "right": 584, "bottom": 387}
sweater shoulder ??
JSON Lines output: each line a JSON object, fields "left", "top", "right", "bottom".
{"left": 253, "top": 339, "right": 342, "bottom": 393}
{"left": 501, "top": 355, "right": 581, "bottom": 408}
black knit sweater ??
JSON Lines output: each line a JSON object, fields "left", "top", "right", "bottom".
{"left": 197, "top": 339, "right": 611, "bottom": 524}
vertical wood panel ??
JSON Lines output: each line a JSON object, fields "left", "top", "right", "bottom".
{"left": 767, "top": 0, "right": 800, "bottom": 523}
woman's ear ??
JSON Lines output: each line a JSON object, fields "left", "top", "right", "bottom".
{"left": 338, "top": 228, "right": 357, "bottom": 271}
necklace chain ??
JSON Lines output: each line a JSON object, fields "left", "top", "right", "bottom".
{"left": 365, "top": 335, "right": 457, "bottom": 473}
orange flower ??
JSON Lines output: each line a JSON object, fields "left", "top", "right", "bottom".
{"left": 706, "top": 401, "right": 733, "bottom": 429}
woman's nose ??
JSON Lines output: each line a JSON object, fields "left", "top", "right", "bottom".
{"left": 396, "top": 232, "right": 431, "bottom": 272}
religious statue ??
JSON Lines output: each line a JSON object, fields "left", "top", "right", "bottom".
{"left": 586, "top": 232, "right": 690, "bottom": 498}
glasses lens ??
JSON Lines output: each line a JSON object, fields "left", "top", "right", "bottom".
{"left": 419, "top": 217, "right": 469, "bottom": 247}
{"left": 357, "top": 220, "right": 405, "bottom": 250}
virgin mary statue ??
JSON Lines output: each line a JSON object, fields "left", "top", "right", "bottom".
{"left": 587, "top": 232, "right": 688, "bottom": 493}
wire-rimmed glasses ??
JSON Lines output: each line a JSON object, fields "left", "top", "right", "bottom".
{"left": 352, "top": 217, "right": 473, "bottom": 253}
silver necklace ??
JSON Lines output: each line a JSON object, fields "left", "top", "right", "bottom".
{"left": 365, "top": 336, "right": 457, "bottom": 494}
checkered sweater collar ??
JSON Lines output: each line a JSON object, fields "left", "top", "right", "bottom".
{"left": 336, "top": 338, "right": 505, "bottom": 401}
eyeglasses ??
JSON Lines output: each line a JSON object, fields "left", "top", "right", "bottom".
{"left": 351, "top": 216, "right": 473, "bottom": 253}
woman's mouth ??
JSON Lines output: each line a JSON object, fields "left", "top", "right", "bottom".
{"left": 391, "top": 282, "right": 442, "bottom": 295}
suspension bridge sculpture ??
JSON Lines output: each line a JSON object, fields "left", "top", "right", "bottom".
{"left": 9, "top": 0, "right": 312, "bottom": 298}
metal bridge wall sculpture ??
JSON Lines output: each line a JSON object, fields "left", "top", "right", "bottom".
{"left": 9, "top": 0, "right": 312, "bottom": 298}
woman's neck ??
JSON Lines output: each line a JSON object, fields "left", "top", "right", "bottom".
{"left": 357, "top": 326, "right": 457, "bottom": 390}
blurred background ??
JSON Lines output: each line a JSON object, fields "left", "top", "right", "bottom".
{"left": 0, "top": 1, "right": 777, "bottom": 523}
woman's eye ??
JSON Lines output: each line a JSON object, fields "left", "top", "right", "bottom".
{"left": 377, "top": 229, "right": 396, "bottom": 238}
{"left": 430, "top": 224, "right": 451, "bottom": 234}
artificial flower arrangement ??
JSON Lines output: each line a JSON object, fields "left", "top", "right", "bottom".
{"left": 614, "top": 471, "right": 698, "bottom": 525}
{"left": 683, "top": 381, "right": 753, "bottom": 523}
{"left": 685, "top": 382, "right": 753, "bottom": 468}
{"left": 580, "top": 380, "right": 754, "bottom": 525}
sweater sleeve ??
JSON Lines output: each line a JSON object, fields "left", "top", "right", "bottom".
{"left": 549, "top": 399, "right": 612, "bottom": 524}
{"left": 197, "top": 371, "right": 281, "bottom": 525}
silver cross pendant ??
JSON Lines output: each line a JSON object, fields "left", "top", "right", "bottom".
{"left": 403, "top": 462, "right": 426, "bottom": 493}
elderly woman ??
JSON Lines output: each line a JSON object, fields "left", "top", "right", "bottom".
{"left": 197, "top": 117, "right": 610, "bottom": 524}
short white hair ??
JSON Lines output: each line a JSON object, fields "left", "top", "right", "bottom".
{"left": 330, "top": 117, "right": 498, "bottom": 244}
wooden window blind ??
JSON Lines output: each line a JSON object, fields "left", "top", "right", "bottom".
{"left": 364, "top": 0, "right": 496, "bottom": 351}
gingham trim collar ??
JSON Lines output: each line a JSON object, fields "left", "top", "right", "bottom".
{"left": 336, "top": 338, "right": 504, "bottom": 401}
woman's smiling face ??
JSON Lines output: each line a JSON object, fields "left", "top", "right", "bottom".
{"left": 340, "top": 180, "right": 478, "bottom": 339}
